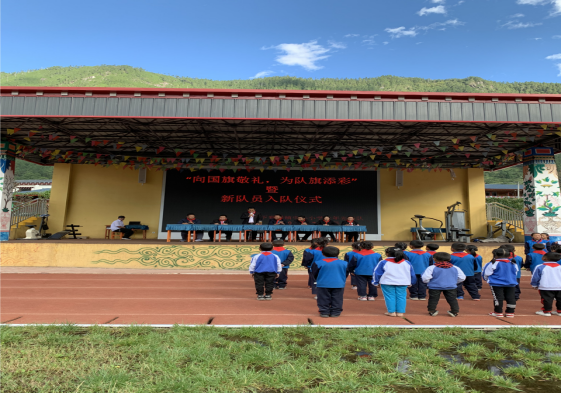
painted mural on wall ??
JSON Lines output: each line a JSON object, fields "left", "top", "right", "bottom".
{"left": 523, "top": 150, "right": 561, "bottom": 235}
{"left": 0, "top": 142, "right": 17, "bottom": 241}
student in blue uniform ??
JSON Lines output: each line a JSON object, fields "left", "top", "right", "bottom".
{"left": 405, "top": 240, "right": 433, "bottom": 301}
{"left": 271, "top": 239, "right": 294, "bottom": 290}
{"left": 532, "top": 252, "right": 562, "bottom": 317}
{"left": 425, "top": 244, "right": 440, "bottom": 265}
{"left": 483, "top": 248, "right": 519, "bottom": 318}
{"left": 312, "top": 246, "right": 349, "bottom": 318}
{"left": 466, "top": 245, "right": 483, "bottom": 290}
{"left": 524, "top": 243, "right": 547, "bottom": 273}
{"left": 541, "top": 233, "right": 552, "bottom": 251}
{"left": 348, "top": 241, "right": 382, "bottom": 301}
{"left": 249, "top": 242, "right": 282, "bottom": 301}
{"left": 525, "top": 232, "right": 550, "bottom": 254}
{"left": 449, "top": 243, "right": 481, "bottom": 301}
{"left": 301, "top": 238, "right": 325, "bottom": 298}
{"left": 344, "top": 242, "right": 362, "bottom": 289}
{"left": 500, "top": 244, "right": 524, "bottom": 300}
{"left": 372, "top": 247, "right": 417, "bottom": 317}
{"left": 421, "top": 252, "right": 466, "bottom": 317}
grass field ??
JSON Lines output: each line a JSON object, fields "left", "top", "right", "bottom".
{"left": 1, "top": 326, "right": 560, "bottom": 393}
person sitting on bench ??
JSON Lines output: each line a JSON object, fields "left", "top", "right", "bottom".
{"left": 179, "top": 213, "right": 203, "bottom": 242}
{"left": 269, "top": 214, "right": 289, "bottom": 240}
{"left": 208, "top": 215, "right": 233, "bottom": 241}
{"left": 110, "top": 215, "right": 133, "bottom": 240}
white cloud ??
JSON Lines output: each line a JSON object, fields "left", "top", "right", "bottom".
{"left": 502, "top": 20, "right": 543, "bottom": 28}
{"left": 509, "top": 13, "right": 526, "bottom": 17}
{"left": 249, "top": 71, "right": 274, "bottom": 79}
{"left": 553, "top": 35, "right": 562, "bottom": 38}
{"left": 416, "top": 42, "right": 423, "bottom": 44}
{"left": 328, "top": 40, "right": 346, "bottom": 49}
{"left": 264, "top": 41, "right": 331, "bottom": 71}
{"left": 385, "top": 19, "right": 463, "bottom": 38}
{"left": 383, "top": 41, "right": 389, "bottom": 45}
{"left": 546, "top": 53, "right": 561, "bottom": 75}
{"left": 385, "top": 26, "right": 418, "bottom": 38}
{"left": 534, "top": 37, "right": 543, "bottom": 39}
{"left": 362, "top": 35, "right": 377, "bottom": 45}
{"left": 516, "top": 0, "right": 561, "bottom": 15}
{"left": 344, "top": 34, "right": 359, "bottom": 37}
{"left": 431, "top": 0, "right": 445, "bottom": 3}
{"left": 417, "top": 5, "right": 446, "bottom": 15}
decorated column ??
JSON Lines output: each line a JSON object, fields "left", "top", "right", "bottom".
{"left": 0, "top": 141, "right": 17, "bottom": 241}
{"left": 523, "top": 147, "right": 561, "bottom": 243}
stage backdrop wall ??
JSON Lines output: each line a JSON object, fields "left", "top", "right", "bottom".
{"left": 159, "top": 170, "right": 380, "bottom": 239}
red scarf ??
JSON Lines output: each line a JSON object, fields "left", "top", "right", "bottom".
{"left": 385, "top": 257, "right": 405, "bottom": 264}
{"left": 347, "top": 221, "right": 354, "bottom": 225}
{"left": 276, "top": 219, "right": 282, "bottom": 224}
{"left": 435, "top": 261, "right": 453, "bottom": 268}
{"left": 322, "top": 258, "right": 338, "bottom": 263}
{"left": 220, "top": 221, "right": 225, "bottom": 224}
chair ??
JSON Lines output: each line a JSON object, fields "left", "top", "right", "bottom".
{"left": 110, "top": 230, "right": 124, "bottom": 239}
{"left": 105, "top": 225, "right": 111, "bottom": 239}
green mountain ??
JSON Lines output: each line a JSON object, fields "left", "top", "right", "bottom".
{"left": 2, "top": 65, "right": 560, "bottom": 93}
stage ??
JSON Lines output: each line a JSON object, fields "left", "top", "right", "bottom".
{"left": 1, "top": 270, "right": 558, "bottom": 327}
{"left": 1, "top": 239, "right": 525, "bottom": 270}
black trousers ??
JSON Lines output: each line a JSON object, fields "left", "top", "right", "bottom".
{"left": 355, "top": 275, "right": 378, "bottom": 297}
{"left": 320, "top": 232, "right": 337, "bottom": 241}
{"left": 540, "top": 290, "right": 561, "bottom": 312}
{"left": 457, "top": 276, "right": 480, "bottom": 299}
{"left": 490, "top": 286, "right": 516, "bottom": 314}
{"left": 346, "top": 233, "right": 359, "bottom": 242}
{"left": 474, "top": 272, "right": 482, "bottom": 289}
{"left": 428, "top": 288, "right": 459, "bottom": 314}
{"left": 308, "top": 270, "right": 317, "bottom": 294}
{"left": 275, "top": 269, "right": 289, "bottom": 288}
{"left": 515, "top": 278, "right": 521, "bottom": 300}
{"left": 317, "top": 287, "right": 344, "bottom": 316}
{"left": 409, "top": 274, "right": 428, "bottom": 299}
{"left": 350, "top": 273, "right": 358, "bottom": 286}
{"left": 297, "top": 232, "right": 311, "bottom": 241}
{"left": 272, "top": 231, "right": 288, "bottom": 240}
{"left": 114, "top": 228, "right": 134, "bottom": 238}
{"left": 208, "top": 231, "right": 232, "bottom": 241}
{"left": 253, "top": 272, "right": 277, "bottom": 296}
{"left": 181, "top": 230, "right": 203, "bottom": 241}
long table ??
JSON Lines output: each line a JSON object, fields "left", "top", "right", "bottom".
{"left": 165, "top": 224, "right": 367, "bottom": 242}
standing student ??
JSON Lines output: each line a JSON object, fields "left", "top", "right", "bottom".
{"left": 241, "top": 207, "right": 263, "bottom": 241}
{"left": 524, "top": 243, "right": 547, "bottom": 273}
{"left": 421, "top": 252, "right": 466, "bottom": 317}
{"left": 301, "top": 238, "right": 324, "bottom": 298}
{"left": 208, "top": 215, "right": 233, "bottom": 242}
{"left": 524, "top": 232, "right": 550, "bottom": 254}
{"left": 178, "top": 213, "right": 203, "bottom": 242}
{"left": 483, "top": 248, "right": 519, "bottom": 318}
{"left": 425, "top": 244, "right": 440, "bottom": 265}
{"left": 317, "top": 216, "right": 338, "bottom": 242}
{"left": 271, "top": 239, "right": 294, "bottom": 290}
{"left": 450, "top": 243, "right": 481, "bottom": 301}
{"left": 372, "top": 247, "right": 417, "bottom": 317}
{"left": 342, "top": 216, "right": 360, "bottom": 242}
{"left": 551, "top": 243, "right": 561, "bottom": 254}
{"left": 348, "top": 241, "right": 382, "bottom": 301}
{"left": 110, "top": 215, "right": 133, "bottom": 240}
{"left": 344, "top": 242, "right": 362, "bottom": 289}
{"left": 249, "top": 242, "right": 282, "bottom": 301}
{"left": 405, "top": 240, "right": 433, "bottom": 301}
{"left": 312, "top": 246, "right": 349, "bottom": 318}
{"left": 295, "top": 215, "right": 312, "bottom": 242}
{"left": 541, "top": 233, "right": 552, "bottom": 251}
{"left": 500, "top": 244, "right": 524, "bottom": 301}
{"left": 532, "top": 252, "right": 562, "bottom": 317}
{"left": 466, "top": 245, "right": 483, "bottom": 290}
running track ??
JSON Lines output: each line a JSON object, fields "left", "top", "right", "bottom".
{"left": 1, "top": 273, "right": 560, "bottom": 327}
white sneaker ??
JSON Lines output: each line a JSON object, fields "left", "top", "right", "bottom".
{"left": 535, "top": 311, "right": 552, "bottom": 317}
{"left": 195, "top": 239, "right": 203, "bottom": 242}
{"left": 552, "top": 311, "right": 561, "bottom": 316}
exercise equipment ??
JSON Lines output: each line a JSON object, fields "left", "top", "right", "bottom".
{"left": 487, "top": 220, "right": 514, "bottom": 243}
{"left": 410, "top": 215, "right": 445, "bottom": 241}
{"left": 445, "top": 202, "right": 473, "bottom": 242}
{"left": 65, "top": 224, "right": 82, "bottom": 239}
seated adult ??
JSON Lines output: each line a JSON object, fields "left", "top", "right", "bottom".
{"left": 178, "top": 213, "right": 203, "bottom": 242}
{"left": 295, "top": 215, "right": 312, "bottom": 242}
{"left": 208, "top": 215, "right": 233, "bottom": 241}
{"left": 268, "top": 213, "right": 289, "bottom": 240}
{"left": 241, "top": 207, "right": 263, "bottom": 241}
{"left": 316, "top": 215, "right": 338, "bottom": 242}
{"left": 110, "top": 215, "right": 133, "bottom": 240}
{"left": 342, "top": 216, "right": 360, "bottom": 242}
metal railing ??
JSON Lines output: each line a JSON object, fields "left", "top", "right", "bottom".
{"left": 10, "top": 199, "right": 49, "bottom": 228}
{"left": 486, "top": 202, "right": 524, "bottom": 231}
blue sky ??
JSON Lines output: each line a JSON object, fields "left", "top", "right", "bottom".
{"left": 2, "top": 0, "right": 561, "bottom": 82}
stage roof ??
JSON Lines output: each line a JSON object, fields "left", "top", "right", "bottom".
{"left": 2, "top": 87, "right": 560, "bottom": 171}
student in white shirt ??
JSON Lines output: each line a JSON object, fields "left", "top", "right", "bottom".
{"left": 110, "top": 216, "right": 133, "bottom": 239}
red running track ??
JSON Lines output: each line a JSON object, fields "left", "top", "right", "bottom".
{"left": 1, "top": 273, "right": 560, "bottom": 327}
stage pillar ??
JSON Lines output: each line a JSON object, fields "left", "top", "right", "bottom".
{"left": 523, "top": 147, "right": 561, "bottom": 243}
{"left": 467, "top": 168, "right": 487, "bottom": 238}
{"left": 0, "top": 141, "right": 17, "bottom": 241}
{"left": 48, "top": 163, "right": 73, "bottom": 233}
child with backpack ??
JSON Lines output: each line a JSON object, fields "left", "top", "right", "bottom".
{"left": 483, "top": 248, "right": 519, "bottom": 318}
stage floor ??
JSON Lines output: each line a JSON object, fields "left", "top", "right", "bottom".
{"left": 1, "top": 272, "right": 558, "bottom": 327}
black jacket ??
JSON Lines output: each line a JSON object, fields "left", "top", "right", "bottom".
{"left": 295, "top": 219, "right": 311, "bottom": 226}
{"left": 241, "top": 212, "right": 263, "bottom": 224}
{"left": 210, "top": 219, "right": 233, "bottom": 225}
{"left": 341, "top": 220, "right": 359, "bottom": 226}
{"left": 268, "top": 218, "right": 289, "bottom": 225}
{"left": 317, "top": 220, "right": 338, "bottom": 226}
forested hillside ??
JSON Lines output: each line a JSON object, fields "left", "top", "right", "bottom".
{"left": 2, "top": 65, "right": 560, "bottom": 93}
